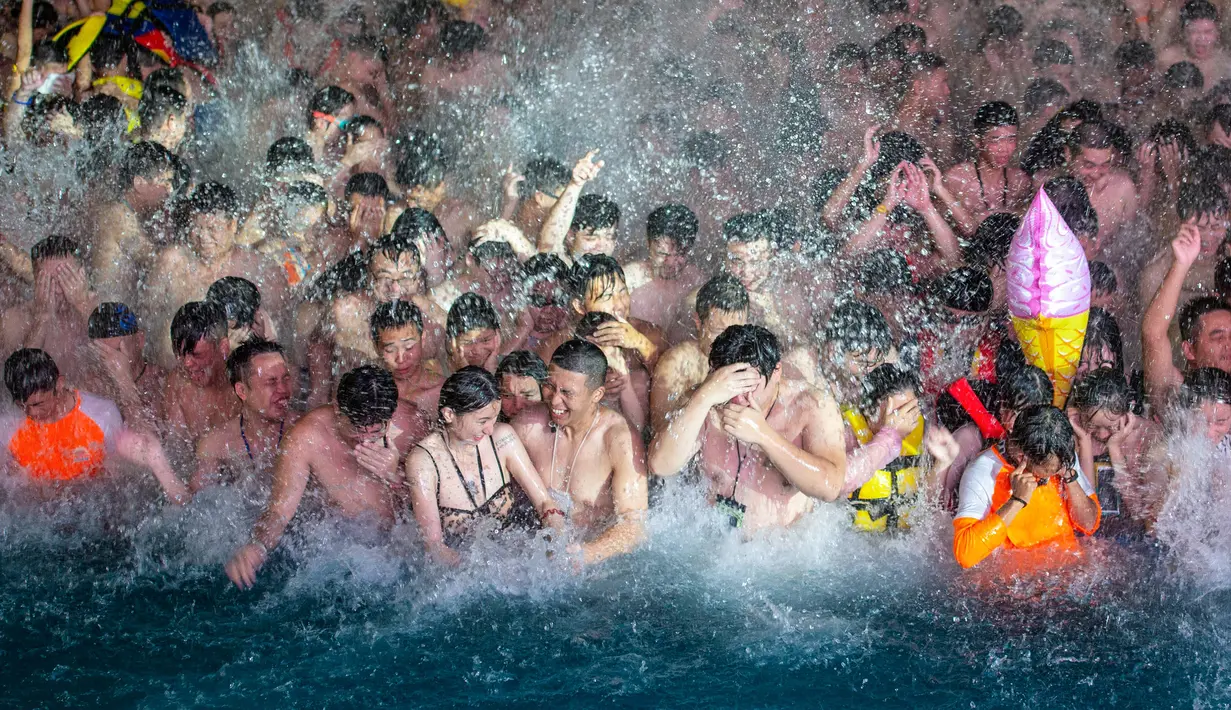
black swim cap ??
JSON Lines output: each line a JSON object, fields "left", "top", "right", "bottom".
{"left": 88, "top": 302, "right": 141, "bottom": 339}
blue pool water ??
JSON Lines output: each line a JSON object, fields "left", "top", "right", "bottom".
{"left": 3, "top": 478, "right": 1231, "bottom": 709}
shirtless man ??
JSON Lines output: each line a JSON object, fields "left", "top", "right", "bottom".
{"left": 719, "top": 212, "right": 818, "bottom": 347}
{"left": 445, "top": 292, "right": 504, "bottom": 373}
{"left": 535, "top": 149, "right": 607, "bottom": 263}
{"left": 622, "top": 204, "right": 707, "bottom": 344}
{"left": 496, "top": 350, "right": 547, "bottom": 421}
{"left": 225, "top": 366, "right": 424, "bottom": 589}
{"left": 90, "top": 142, "right": 178, "bottom": 306}
{"left": 163, "top": 301, "right": 239, "bottom": 457}
{"left": 648, "top": 325, "right": 848, "bottom": 532}
{"left": 511, "top": 339, "right": 648, "bottom": 565}
{"left": 190, "top": 339, "right": 297, "bottom": 494}
{"left": 1, "top": 235, "right": 98, "bottom": 382}
{"left": 1158, "top": 0, "right": 1231, "bottom": 90}
{"left": 508, "top": 254, "right": 574, "bottom": 358}
{"left": 942, "top": 102, "right": 1032, "bottom": 229}
{"left": 310, "top": 233, "right": 445, "bottom": 407}
{"left": 134, "top": 86, "right": 189, "bottom": 153}
{"left": 1138, "top": 181, "right": 1230, "bottom": 314}
{"left": 370, "top": 300, "right": 446, "bottom": 416}
{"left": 1142, "top": 224, "right": 1231, "bottom": 407}
{"left": 1069, "top": 121, "right": 1139, "bottom": 246}
{"left": 650, "top": 274, "right": 749, "bottom": 436}
{"left": 384, "top": 132, "right": 483, "bottom": 251}
{"left": 146, "top": 182, "right": 286, "bottom": 368}
{"left": 304, "top": 85, "right": 356, "bottom": 165}
{"left": 85, "top": 302, "right": 166, "bottom": 433}
{"left": 576, "top": 311, "right": 650, "bottom": 435}
{"left": 501, "top": 157, "right": 569, "bottom": 238}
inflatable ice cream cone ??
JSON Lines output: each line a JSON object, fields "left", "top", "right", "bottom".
{"left": 1005, "top": 189, "right": 1091, "bottom": 407}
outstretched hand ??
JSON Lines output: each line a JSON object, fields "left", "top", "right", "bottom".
{"left": 571, "top": 149, "right": 604, "bottom": 186}
{"left": 1171, "top": 222, "right": 1202, "bottom": 268}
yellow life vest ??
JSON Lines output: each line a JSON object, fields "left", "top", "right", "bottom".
{"left": 843, "top": 407, "right": 924, "bottom": 532}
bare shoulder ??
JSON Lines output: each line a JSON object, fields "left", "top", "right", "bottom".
{"left": 196, "top": 417, "right": 240, "bottom": 457}
{"left": 153, "top": 245, "right": 192, "bottom": 272}
{"left": 492, "top": 422, "right": 519, "bottom": 450}
{"left": 511, "top": 403, "right": 552, "bottom": 439}
{"left": 943, "top": 162, "right": 974, "bottom": 182}
{"left": 286, "top": 407, "right": 333, "bottom": 447}
{"left": 786, "top": 375, "right": 839, "bottom": 415}
{"left": 657, "top": 340, "right": 702, "bottom": 371}
{"left": 600, "top": 406, "right": 635, "bottom": 443}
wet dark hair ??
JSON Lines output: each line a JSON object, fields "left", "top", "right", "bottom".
{"left": 1023, "top": 78, "right": 1069, "bottom": 116}
{"left": 1115, "top": 40, "right": 1156, "bottom": 70}
{"left": 985, "top": 5, "right": 1024, "bottom": 42}
{"left": 696, "top": 273, "right": 749, "bottom": 320}
{"left": 439, "top": 20, "right": 486, "bottom": 58}
{"left": 722, "top": 211, "right": 771, "bottom": 244}
{"left": 497, "top": 350, "right": 548, "bottom": 384}
{"left": 395, "top": 130, "right": 449, "bottom": 189}
{"left": 336, "top": 365, "right": 399, "bottom": 427}
{"left": 891, "top": 23, "right": 927, "bottom": 47}
{"left": 568, "top": 254, "right": 626, "bottom": 303}
{"left": 144, "top": 68, "right": 187, "bottom": 96}
{"left": 1070, "top": 368, "right": 1130, "bottom": 415}
{"left": 1164, "top": 61, "right": 1204, "bottom": 91}
{"left": 1001, "top": 365, "right": 1054, "bottom": 412}
{"left": 1180, "top": 367, "right": 1231, "bottom": 407}
{"left": 1043, "top": 176, "right": 1099, "bottom": 238}
{"left": 286, "top": 180, "right": 329, "bottom": 208}
{"left": 120, "top": 141, "right": 175, "bottom": 190}
{"left": 370, "top": 299, "right": 424, "bottom": 342}
{"left": 522, "top": 253, "right": 570, "bottom": 299}
{"left": 447, "top": 292, "right": 500, "bottom": 340}
{"left": 1180, "top": 0, "right": 1219, "bottom": 27}
{"left": 207, "top": 276, "right": 261, "bottom": 328}
{"left": 571, "top": 194, "right": 621, "bottom": 232}
{"left": 32, "top": 38, "right": 68, "bottom": 65}
{"left": 869, "top": 35, "right": 908, "bottom": 66}
{"left": 4, "top": 348, "right": 58, "bottom": 403}
{"left": 186, "top": 182, "right": 240, "bottom": 220}
{"left": 345, "top": 172, "right": 389, "bottom": 203}
{"left": 29, "top": 234, "right": 81, "bottom": 266}
{"left": 826, "top": 43, "right": 868, "bottom": 73}
{"left": 907, "top": 51, "right": 946, "bottom": 76}
{"left": 859, "top": 249, "right": 913, "bottom": 295}
{"left": 390, "top": 206, "right": 447, "bottom": 249}
{"left": 523, "top": 157, "right": 570, "bottom": 198}
{"left": 307, "top": 86, "right": 354, "bottom": 128}
{"left": 1150, "top": 119, "right": 1199, "bottom": 156}
{"left": 470, "top": 240, "right": 519, "bottom": 271}
{"left": 345, "top": 115, "right": 383, "bottom": 140}
{"left": 868, "top": 0, "right": 909, "bottom": 15}
{"left": 972, "top": 101, "right": 1018, "bottom": 135}
{"left": 137, "top": 86, "right": 187, "bottom": 132}
{"left": 267, "top": 137, "right": 314, "bottom": 175}
{"left": 171, "top": 301, "right": 227, "bottom": 358}
{"left": 822, "top": 301, "right": 893, "bottom": 357}
{"left": 1090, "top": 261, "right": 1117, "bottom": 295}
{"left": 861, "top": 364, "right": 920, "bottom": 412}
{"left": 964, "top": 213, "right": 1019, "bottom": 268}
{"left": 1033, "top": 38, "right": 1074, "bottom": 67}
{"left": 1179, "top": 296, "right": 1231, "bottom": 342}
{"left": 78, "top": 94, "right": 125, "bottom": 144}
{"left": 24, "top": 1, "right": 57, "bottom": 30}
{"left": 575, "top": 310, "right": 619, "bottom": 339}
{"left": 1009, "top": 404, "right": 1076, "bottom": 468}
{"left": 1176, "top": 179, "right": 1230, "bottom": 221}
{"left": 1207, "top": 105, "right": 1231, "bottom": 136}
{"left": 646, "top": 204, "right": 698, "bottom": 250}
{"left": 226, "top": 339, "right": 285, "bottom": 385}
{"left": 21, "top": 94, "right": 76, "bottom": 142}
{"left": 438, "top": 366, "right": 499, "bottom": 418}
{"left": 1083, "top": 307, "right": 1125, "bottom": 375}
{"left": 550, "top": 339, "right": 608, "bottom": 390}
{"left": 931, "top": 267, "right": 993, "bottom": 313}
{"left": 709, "top": 324, "right": 780, "bottom": 380}
{"left": 366, "top": 231, "right": 422, "bottom": 272}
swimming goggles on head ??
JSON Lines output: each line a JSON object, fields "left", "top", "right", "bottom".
{"left": 312, "top": 111, "right": 352, "bottom": 130}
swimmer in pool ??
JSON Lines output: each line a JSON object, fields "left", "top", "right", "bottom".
{"left": 510, "top": 339, "right": 648, "bottom": 565}
{"left": 405, "top": 367, "right": 563, "bottom": 564}
{"left": 224, "top": 366, "right": 426, "bottom": 589}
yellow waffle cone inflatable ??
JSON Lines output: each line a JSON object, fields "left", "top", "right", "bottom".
{"left": 1005, "top": 190, "right": 1091, "bottom": 407}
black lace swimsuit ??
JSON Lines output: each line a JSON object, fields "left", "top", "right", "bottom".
{"left": 417, "top": 435, "right": 518, "bottom": 547}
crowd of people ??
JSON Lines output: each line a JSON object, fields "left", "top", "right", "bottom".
{"left": 1, "top": 0, "right": 1231, "bottom": 587}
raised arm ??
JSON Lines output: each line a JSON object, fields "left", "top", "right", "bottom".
{"left": 537, "top": 149, "right": 603, "bottom": 255}
{"left": 648, "top": 363, "right": 760, "bottom": 476}
{"left": 843, "top": 162, "right": 906, "bottom": 256}
{"left": 224, "top": 425, "right": 314, "bottom": 588}
{"left": 1142, "top": 225, "right": 1198, "bottom": 407}
{"left": 822, "top": 125, "right": 879, "bottom": 230}
{"left": 115, "top": 426, "right": 190, "bottom": 505}
{"left": 578, "top": 420, "right": 648, "bottom": 565}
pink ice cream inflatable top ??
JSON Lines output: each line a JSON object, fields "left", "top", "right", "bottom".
{"left": 1005, "top": 188, "right": 1091, "bottom": 320}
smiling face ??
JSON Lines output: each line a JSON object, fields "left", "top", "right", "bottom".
{"left": 377, "top": 322, "right": 424, "bottom": 381}
{"left": 369, "top": 251, "right": 423, "bottom": 302}
{"left": 190, "top": 212, "right": 238, "bottom": 262}
{"left": 180, "top": 337, "right": 227, "bottom": 388}
{"left": 236, "top": 352, "right": 293, "bottom": 421}
{"left": 543, "top": 365, "right": 603, "bottom": 428}
{"left": 577, "top": 274, "right": 631, "bottom": 320}
{"left": 444, "top": 399, "right": 500, "bottom": 443}
{"left": 1073, "top": 146, "right": 1115, "bottom": 189}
